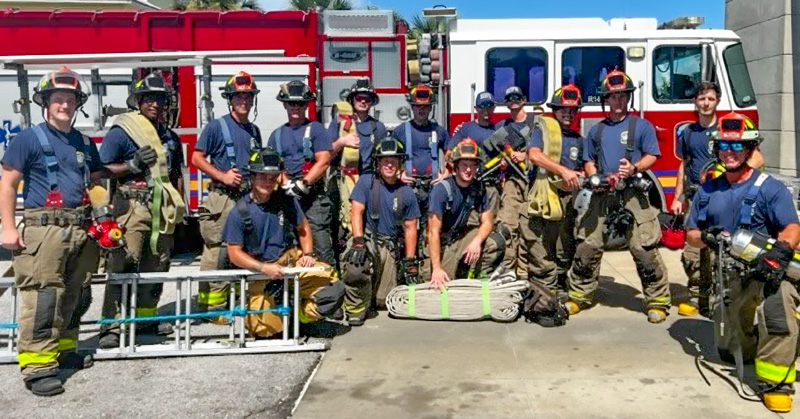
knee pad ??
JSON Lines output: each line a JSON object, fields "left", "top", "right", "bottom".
{"left": 313, "top": 281, "right": 345, "bottom": 316}
{"left": 573, "top": 243, "right": 601, "bottom": 278}
{"left": 762, "top": 290, "right": 791, "bottom": 336}
{"left": 32, "top": 287, "right": 59, "bottom": 340}
{"left": 487, "top": 231, "right": 506, "bottom": 256}
{"left": 496, "top": 224, "right": 513, "bottom": 241}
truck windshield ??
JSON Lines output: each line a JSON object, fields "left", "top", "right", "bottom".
{"left": 723, "top": 43, "right": 757, "bottom": 108}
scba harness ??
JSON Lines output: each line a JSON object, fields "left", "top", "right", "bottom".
{"left": 32, "top": 124, "right": 92, "bottom": 208}
{"left": 695, "top": 172, "right": 770, "bottom": 230}
{"left": 402, "top": 121, "right": 439, "bottom": 177}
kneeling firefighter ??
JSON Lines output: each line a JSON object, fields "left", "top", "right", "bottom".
{"left": 341, "top": 138, "right": 421, "bottom": 326}
{"left": 221, "top": 149, "right": 344, "bottom": 337}
{"left": 686, "top": 112, "right": 800, "bottom": 413}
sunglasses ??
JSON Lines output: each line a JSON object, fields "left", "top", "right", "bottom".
{"left": 287, "top": 101, "right": 307, "bottom": 107}
{"left": 717, "top": 141, "right": 747, "bottom": 152}
{"left": 354, "top": 93, "right": 373, "bottom": 102}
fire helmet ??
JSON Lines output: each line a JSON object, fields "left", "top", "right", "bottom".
{"left": 222, "top": 71, "right": 260, "bottom": 99}
{"left": 546, "top": 84, "right": 583, "bottom": 109}
{"left": 32, "top": 66, "right": 90, "bottom": 107}
{"left": 346, "top": 77, "right": 379, "bottom": 105}
{"left": 276, "top": 80, "right": 315, "bottom": 103}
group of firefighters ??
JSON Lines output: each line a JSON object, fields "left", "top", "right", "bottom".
{"left": 0, "top": 65, "right": 797, "bottom": 414}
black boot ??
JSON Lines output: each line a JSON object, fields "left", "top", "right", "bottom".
{"left": 98, "top": 331, "right": 120, "bottom": 349}
{"left": 24, "top": 370, "right": 64, "bottom": 397}
{"left": 57, "top": 351, "right": 94, "bottom": 370}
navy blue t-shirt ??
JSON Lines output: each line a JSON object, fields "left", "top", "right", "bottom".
{"left": 686, "top": 170, "right": 799, "bottom": 238}
{"left": 195, "top": 114, "right": 261, "bottom": 176}
{"left": 350, "top": 173, "right": 420, "bottom": 237}
{"left": 528, "top": 126, "right": 584, "bottom": 171}
{"left": 327, "top": 116, "right": 387, "bottom": 174}
{"left": 583, "top": 116, "right": 660, "bottom": 174}
{"left": 1, "top": 123, "right": 101, "bottom": 209}
{"left": 447, "top": 121, "right": 496, "bottom": 151}
{"left": 390, "top": 121, "right": 449, "bottom": 177}
{"left": 428, "top": 178, "right": 489, "bottom": 233}
{"left": 221, "top": 193, "right": 306, "bottom": 262}
{"left": 100, "top": 123, "right": 184, "bottom": 184}
{"left": 267, "top": 120, "right": 332, "bottom": 178}
{"left": 677, "top": 122, "right": 716, "bottom": 185}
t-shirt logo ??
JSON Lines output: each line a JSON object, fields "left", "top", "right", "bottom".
{"left": 620, "top": 131, "right": 629, "bottom": 145}
{"left": 250, "top": 137, "right": 258, "bottom": 151}
{"left": 569, "top": 146, "right": 579, "bottom": 161}
{"left": 393, "top": 197, "right": 399, "bottom": 212}
{"left": 76, "top": 151, "right": 85, "bottom": 166}
{"left": 279, "top": 212, "right": 284, "bottom": 226}
{"left": 707, "top": 140, "right": 714, "bottom": 154}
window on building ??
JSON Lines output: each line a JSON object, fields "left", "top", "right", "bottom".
{"left": 485, "top": 47, "right": 548, "bottom": 104}
{"left": 723, "top": 43, "right": 757, "bottom": 108}
{"left": 653, "top": 46, "right": 704, "bottom": 103}
{"left": 561, "top": 47, "right": 625, "bottom": 104}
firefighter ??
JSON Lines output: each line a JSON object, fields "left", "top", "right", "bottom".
{"left": 99, "top": 72, "right": 186, "bottom": 348}
{"left": 521, "top": 85, "right": 584, "bottom": 298}
{"left": 267, "top": 80, "right": 335, "bottom": 266}
{"left": 328, "top": 78, "right": 387, "bottom": 258}
{"left": 425, "top": 139, "right": 505, "bottom": 289}
{"left": 685, "top": 112, "right": 799, "bottom": 413}
{"left": 341, "top": 138, "right": 420, "bottom": 326}
{"left": 192, "top": 71, "right": 262, "bottom": 317}
{"left": 222, "top": 148, "right": 344, "bottom": 337}
{"left": 0, "top": 67, "right": 103, "bottom": 396}
{"left": 495, "top": 86, "right": 534, "bottom": 280}
{"left": 391, "top": 85, "right": 449, "bottom": 242}
{"left": 673, "top": 81, "right": 764, "bottom": 317}
{"left": 566, "top": 70, "right": 671, "bottom": 323}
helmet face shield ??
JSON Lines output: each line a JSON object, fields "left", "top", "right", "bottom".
{"left": 408, "top": 85, "right": 434, "bottom": 105}
{"left": 712, "top": 112, "right": 761, "bottom": 143}
{"left": 560, "top": 86, "right": 580, "bottom": 106}
{"left": 33, "top": 66, "right": 90, "bottom": 107}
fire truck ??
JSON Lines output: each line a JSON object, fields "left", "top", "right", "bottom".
{"left": 0, "top": 7, "right": 757, "bottom": 217}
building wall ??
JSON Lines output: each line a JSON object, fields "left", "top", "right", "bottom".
{"left": 726, "top": 0, "right": 797, "bottom": 176}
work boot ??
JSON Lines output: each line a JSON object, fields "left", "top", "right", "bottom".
{"left": 58, "top": 351, "right": 94, "bottom": 370}
{"left": 677, "top": 302, "right": 699, "bottom": 317}
{"left": 647, "top": 308, "right": 668, "bottom": 324}
{"left": 763, "top": 392, "right": 792, "bottom": 413}
{"left": 98, "top": 331, "right": 120, "bottom": 349}
{"left": 24, "top": 371, "right": 64, "bottom": 397}
{"left": 137, "top": 321, "right": 173, "bottom": 336}
{"left": 564, "top": 301, "right": 581, "bottom": 316}
{"left": 347, "top": 312, "right": 366, "bottom": 327}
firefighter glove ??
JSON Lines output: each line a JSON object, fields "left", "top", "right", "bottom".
{"left": 401, "top": 257, "right": 421, "bottom": 285}
{"left": 756, "top": 240, "right": 794, "bottom": 285}
{"left": 701, "top": 226, "right": 725, "bottom": 248}
{"left": 128, "top": 145, "right": 157, "bottom": 174}
{"left": 344, "top": 237, "right": 369, "bottom": 267}
{"left": 283, "top": 179, "right": 310, "bottom": 197}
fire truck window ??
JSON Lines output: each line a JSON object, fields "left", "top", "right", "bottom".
{"left": 561, "top": 47, "right": 625, "bottom": 104}
{"left": 653, "top": 46, "right": 702, "bottom": 103}
{"left": 485, "top": 47, "right": 548, "bottom": 104}
{"left": 723, "top": 43, "right": 757, "bottom": 108}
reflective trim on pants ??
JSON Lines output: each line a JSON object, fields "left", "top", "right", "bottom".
{"left": 756, "top": 358, "right": 797, "bottom": 384}
{"left": 58, "top": 337, "right": 76, "bottom": 352}
{"left": 198, "top": 290, "right": 228, "bottom": 307}
{"left": 18, "top": 350, "right": 58, "bottom": 367}
{"left": 136, "top": 307, "right": 158, "bottom": 317}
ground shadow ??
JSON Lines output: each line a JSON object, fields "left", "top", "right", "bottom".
{"left": 594, "top": 275, "right": 645, "bottom": 313}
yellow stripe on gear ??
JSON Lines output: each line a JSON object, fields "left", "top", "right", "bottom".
{"left": 198, "top": 290, "right": 228, "bottom": 307}
{"left": 527, "top": 115, "right": 564, "bottom": 221}
{"left": 112, "top": 112, "right": 186, "bottom": 254}
{"left": 18, "top": 350, "right": 58, "bottom": 367}
{"left": 756, "top": 358, "right": 796, "bottom": 384}
{"left": 58, "top": 337, "right": 76, "bottom": 352}
{"left": 136, "top": 307, "right": 158, "bottom": 317}
{"left": 335, "top": 101, "right": 360, "bottom": 234}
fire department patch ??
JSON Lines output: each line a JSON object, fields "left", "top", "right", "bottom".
{"left": 569, "top": 146, "right": 579, "bottom": 161}
{"left": 620, "top": 131, "right": 628, "bottom": 145}
{"left": 707, "top": 139, "right": 714, "bottom": 154}
{"left": 76, "top": 152, "right": 85, "bottom": 166}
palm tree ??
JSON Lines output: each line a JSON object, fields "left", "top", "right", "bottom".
{"left": 410, "top": 14, "right": 444, "bottom": 40}
{"left": 289, "top": 0, "right": 352, "bottom": 11}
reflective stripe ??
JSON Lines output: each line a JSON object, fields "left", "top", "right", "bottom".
{"left": 755, "top": 358, "right": 796, "bottom": 384}
{"left": 408, "top": 284, "right": 416, "bottom": 318}
{"left": 18, "top": 350, "right": 58, "bottom": 367}
{"left": 481, "top": 281, "right": 491, "bottom": 318}
{"left": 136, "top": 307, "right": 158, "bottom": 317}
{"left": 343, "top": 303, "right": 366, "bottom": 314}
{"left": 198, "top": 290, "right": 228, "bottom": 306}
{"left": 298, "top": 308, "right": 316, "bottom": 324}
{"left": 58, "top": 337, "right": 76, "bottom": 352}
{"left": 440, "top": 288, "right": 449, "bottom": 320}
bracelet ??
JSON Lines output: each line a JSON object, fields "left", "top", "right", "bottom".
{"left": 302, "top": 251, "right": 316, "bottom": 258}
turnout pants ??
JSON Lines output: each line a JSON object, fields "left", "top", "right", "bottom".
{"left": 681, "top": 194, "right": 711, "bottom": 310}
{"left": 245, "top": 248, "right": 344, "bottom": 338}
{"left": 15, "top": 207, "right": 99, "bottom": 378}
{"left": 299, "top": 185, "right": 335, "bottom": 266}
{"left": 497, "top": 176, "right": 528, "bottom": 279}
{"left": 421, "top": 228, "right": 505, "bottom": 281}
{"left": 568, "top": 189, "right": 671, "bottom": 310}
{"left": 102, "top": 194, "right": 173, "bottom": 330}
{"left": 197, "top": 188, "right": 237, "bottom": 310}
{"left": 521, "top": 192, "right": 576, "bottom": 293}
{"left": 716, "top": 273, "right": 800, "bottom": 391}
{"left": 342, "top": 237, "right": 399, "bottom": 316}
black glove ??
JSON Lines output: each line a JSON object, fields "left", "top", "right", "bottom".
{"left": 701, "top": 226, "right": 726, "bottom": 248}
{"left": 756, "top": 240, "right": 794, "bottom": 285}
{"left": 344, "top": 237, "right": 369, "bottom": 267}
{"left": 127, "top": 145, "right": 157, "bottom": 174}
{"left": 401, "top": 257, "right": 420, "bottom": 285}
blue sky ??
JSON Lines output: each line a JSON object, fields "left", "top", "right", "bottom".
{"left": 259, "top": 0, "right": 726, "bottom": 29}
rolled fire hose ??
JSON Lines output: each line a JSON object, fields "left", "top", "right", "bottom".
{"left": 386, "top": 276, "right": 528, "bottom": 322}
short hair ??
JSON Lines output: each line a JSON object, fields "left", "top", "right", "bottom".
{"left": 694, "top": 81, "right": 721, "bottom": 99}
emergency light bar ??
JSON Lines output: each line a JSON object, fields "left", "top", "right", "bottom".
{"left": 423, "top": 6, "right": 457, "bottom": 19}
{"left": 658, "top": 16, "right": 704, "bottom": 30}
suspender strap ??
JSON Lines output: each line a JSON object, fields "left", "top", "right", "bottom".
{"left": 442, "top": 178, "right": 480, "bottom": 240}
{"left": 625, "top": 116, "right": 637, "bottom": 162}
{"left": 302, "top": 125, "right": 313, "bottom": 161}
{"left": 218, "top": 117, "right": 237, "bottom": 170}
{"left": 737, "top": 173, "right": 770, "bottom": 228}
{"left": 274, "top": 127, "right": 283, "bottom": 155}
{"left": 32, "top": 124, "right": 60, "bottom": 192}
{"left": 236, "top": 197, "right": 260, "bottom": 253}
{"left": 80, "top": 135, "right": 92, "bottom": 187}
{"left": 403, "top": 121, "right": 413, "bottom": 175}
{"left": 430, "top": 129, "right": 438, "bottom": 175}
{"left": 696, "top": 191, "right": 710, "bottom": 223}
{"left": 593, "top": 122, "right": 605, "bottom": 173}
{"left": 369, "top": 176, "right": 381, "bottom": 229}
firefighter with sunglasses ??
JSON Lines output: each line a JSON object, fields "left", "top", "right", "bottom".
{"left": 193, "top": 71, "right": 263, "bottom": 317}
{"left": 686, "top": 113, "right": 800, "bottom": 413}
{"left": 267, "top": 80, "right": 335, "bottom": 265}
{"left": 0, "top": 67, "right": 105, "bottom": 396}
{"left": 340, "top": 139, "right": 420, "bottom": 325}
{"left": 566, "top": 70, "right": 670, "bottom": 323}
{"left": 99, "top": 72, "right": 186, "bottom": 348}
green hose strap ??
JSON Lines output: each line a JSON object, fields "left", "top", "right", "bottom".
{"left": 440, "top": 288, "right": 449, "bottom": 320}
{"left": 149, "top": 176, "right": 164, "bottom": 254}
{"left": 408, "top": 284, "right": 416, "bottom": 318}
{"left": 481, "top": 280, "right": 491, "bottom": 318}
